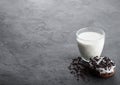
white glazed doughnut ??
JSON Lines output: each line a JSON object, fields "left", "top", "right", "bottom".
{"left": 89, "top": 56, "right": 116, "bottom": 78}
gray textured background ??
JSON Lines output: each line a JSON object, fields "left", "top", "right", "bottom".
{"left": 0, "top": 0, "right": 120, "bottom": 85}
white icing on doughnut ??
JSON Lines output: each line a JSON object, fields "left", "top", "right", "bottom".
{"left": 96, "top": 66, "right": 115, "bottom": 74}
{"left": 96, "top": 56, "right": 104, "bottom": 65}
{"left": 89, "top": 56, "right": 116, "bottom": 74}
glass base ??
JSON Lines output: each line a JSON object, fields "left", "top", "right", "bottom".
{"left": 81, "top": 57, "right": 90, "bottom": 62}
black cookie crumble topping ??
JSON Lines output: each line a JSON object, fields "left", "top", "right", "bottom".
{"left": 89, "top": 56, "right": 116, "bottom": 74}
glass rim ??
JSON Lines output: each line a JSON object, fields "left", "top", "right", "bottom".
{"left": 76, "top": 27, "right": 105, "bottom": 41}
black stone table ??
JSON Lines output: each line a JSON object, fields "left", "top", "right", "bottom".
{"left": 0, "top": 0, "right": 120, "bottom": 85}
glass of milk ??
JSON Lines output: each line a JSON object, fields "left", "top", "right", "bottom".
{"left": 76, "top": 27, "right": 105, "bottom": 61}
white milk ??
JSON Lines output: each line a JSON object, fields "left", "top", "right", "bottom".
{"left": 77, "top": 32, "right": 105, "bottom": 61}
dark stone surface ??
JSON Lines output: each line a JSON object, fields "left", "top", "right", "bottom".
{"left": 0, "top": 0, "right": 120, "bottom": 85}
